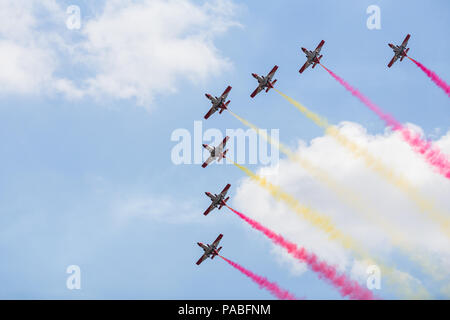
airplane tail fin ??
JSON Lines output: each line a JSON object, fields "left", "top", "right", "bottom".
{"left": 312, "top": 56, "right": 322, "bottom": 69}
{"left": 219, "top": 100, "right": 230, "bottom": 114}
{"left": 265, "top": 79, "right": 277, "bottom": 92}
{"left": 219, "top": 197, "right": 230, "bottom": 210}
{"left": 217, "top": 149, "right": 228, "bottom": 162}
{"left": 400, "top": 48, "right": 409, "bottom": 61}
{"left": 212, "top": 247, "right": 222, "bottom": 259}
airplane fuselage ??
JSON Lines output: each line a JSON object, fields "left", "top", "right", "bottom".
{"left": 206, "top": 192, "right": 224, "bottom": 208}
{"left": 390, "top": 44, "right": 407, "bottom": 57}
{"left": 197, "top": 242, "right": 217, "bottom": 258}
{"left": 304, "top": 49, "right": 319, "bottom": 63}
{"left": 208, "top": 96, "right": 225, "bottom": 110}
{"left": 252, "top": 74, "right": 271, "bottom": 88}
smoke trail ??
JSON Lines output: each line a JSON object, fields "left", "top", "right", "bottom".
{"left": 320, "top": 63, "right": 450, "bottom": 181}
{"left": 228, "top": 110, "right": 447, "bottom": 280}
{"left": 225, "top": 205, "right": 376, "bottom": 299}
{"left": 408, "top": 57, "right": 450, "bottom": 98}
{"left": 218, "top": 255, "right": 298, "bottom": 300}
{"left": 231, "top": 161, "right": 356, "bottom": 252}
{"left": 230, "top": 161, "right": 430, "bottom": 299}
{"left": 275, "top": 89, "right": 450, "bottom": 238}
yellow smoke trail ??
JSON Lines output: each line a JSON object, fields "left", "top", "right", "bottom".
{"left": 228, "top": 110, "right": 448, "bottom": 281}
{"left": 231, "top": 161, "right": 430, "bottom": 299}
{"left": 274, "top": 89, "right": 450, "bottom": 238}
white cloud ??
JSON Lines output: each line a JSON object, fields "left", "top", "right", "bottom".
{"left": 112, "top": 193, "right": 205, "bottom": 225}
{"left": 233, "top": 121, "right": 450, "bottom": 295}
{"left": 79, "top": 0, "right": 238, "bottom": 106}
{"left": 0, "top": 1, "right": 62, "bottom": 95}
{"left": 0, "top": 0, "right": 239, "bottom": 105}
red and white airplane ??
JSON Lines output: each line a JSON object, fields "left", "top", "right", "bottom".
{"left": 387, "top": 34, "right": 410, "bottom": 68}
{"left": 204, "top": 86, "right": 232, "bottom": 119}
{"left": 196, "top": 234, "right": 223, "bottom": 265}
{"left": 203, "top": 184, "right": 231, "bottom": 216}
{"left": 299, "top": 40, "right": 325, "bottom": 73}
{"left": 250, "top": 65, "right": 278, "bottom": 98}
{"left": 202, "top": 136, "right": 229, "bottom": 168}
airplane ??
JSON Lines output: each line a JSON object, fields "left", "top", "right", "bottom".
{"left": 202, "top": 136, "right": 229, "bottom": 168}
{"left": 387, "top": 34, "right": 410, "bottom": 68}
{"left": 204, "top": 86, "right": 232, "bottom": 119}
{"left": 203, "top": 184, "right": 231, "bottom": 216}
{"left": 299, "top": 40, "right": 325, "bottom": 74}
{"left": 250, "top": 65, "right": 278, "bottom": 98}
{"left": 196, "top": 234, "right": 223, "bottom": 265}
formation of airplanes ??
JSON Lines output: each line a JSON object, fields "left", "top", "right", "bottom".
{"left": 196, "top": 34, "right": 412, "bottom": 265}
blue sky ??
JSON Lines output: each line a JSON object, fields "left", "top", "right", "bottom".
{"left": 0, "top": 0, "right": 449, "bottom": 299}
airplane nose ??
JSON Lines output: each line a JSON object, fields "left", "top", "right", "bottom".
{"left": 202, "top": 144, "right": 207, "bottom": 148}
{"left": 197, "top": 242, "right": 202, "bottom": 247}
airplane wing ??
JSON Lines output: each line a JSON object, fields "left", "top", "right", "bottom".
{"left": 387, "top": 55, "right": 398, "bottom": 68}
{"left": 216, "top": 136, "right": 229, "bottom": 153}
{"left": 401, "top": 34, "right": 410, "bottom": 47}
{"left": 266, "top": 65, "right": 278, "bottom": 80}
{"left": 203, "top": 203, "right": 215, "bottom": 216}
{"left": 204, "top": 107, "right": 217, "bottom": 120}
{"left": 196, "top": 253, "right": 208, "bottom": 265}
{"left": 219, "top": 184, "right": 231, "bottom": 197}
{"left": 212, "top": 234, "right": 223, "bottom": 248}
{"left": 202, "top": 155, "right": 215, "bottom": 168}
{"left": 250, "top": 85, "right": 264, "bottom": 98}
{"left": 220, "top": 86, "right": 232, "bottom": 100}
{"left": 314, "top": 40, "right": 325, "bottom": 53}
{"left": 299, "top": 61, "right": 311, "bottom": 74}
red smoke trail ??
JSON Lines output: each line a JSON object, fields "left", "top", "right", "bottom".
{"left": 218, "top": 255, "right": 298, "bottom": 300}
{"left": 408, "top": 56, "right": 450, "bottom": 98}
{"left": 225, "top": 205, "right": 376, "bottom": 300}
{"left": 320, "top": 63, "right": 450, "bottom": 180}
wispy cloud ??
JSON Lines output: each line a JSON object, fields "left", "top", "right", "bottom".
{"left": 0, "top": 0, "right": 240, "bottom": 106}
{"left": 233, "top": 121, "right": 450, "bottom": 296}
{"left": 112, "top": 193, "right": 205, "bottom": 225}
